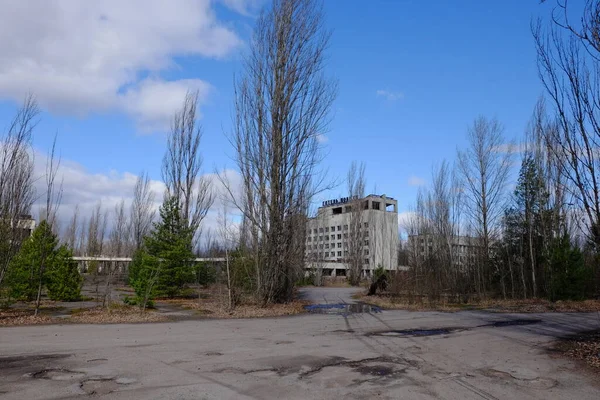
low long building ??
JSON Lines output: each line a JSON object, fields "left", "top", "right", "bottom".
{"left": 305, "top": 194, "right": 399, "bottom": 278}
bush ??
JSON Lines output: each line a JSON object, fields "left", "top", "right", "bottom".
{"left": 297, "top": 270, "right": 315, "bottom": 286}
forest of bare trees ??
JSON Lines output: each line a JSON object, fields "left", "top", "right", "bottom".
{"left": 2, "top": 0, "right": 600, "bottom": 311}
{"left": 397, "top": 1, "right": 600, "bottom": 302}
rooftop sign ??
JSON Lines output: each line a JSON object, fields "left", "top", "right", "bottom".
{"left": 322, "top": 195, "right": 358, "bottom": 207}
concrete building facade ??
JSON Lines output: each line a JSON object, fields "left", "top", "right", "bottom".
{"left": 407, "top": 234, "right": 481, "bottom": 269}
{"left": 305, "top": 194, "right": 398, "bottom": 277}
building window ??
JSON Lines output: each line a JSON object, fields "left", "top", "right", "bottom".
{"left": 364, "top": 222, "right": 368, "bottom": 228}
{"left": 325, "top": 227, "right": 329, "bottom": 233}
{"left": 319, "top": 236, "right": 323, "bottom": 241}
{"left": 325, "top": 244, "right": 329, "bottom": 249}
{"left": 363, "top": 231, "right": 369, "bottom": 237}
{"left": 337, "top": 225, "right": 341, "bottom": 231}
{"left": 330, "top": 226, "right": 335, "bottom": 232}
{"left": 307, "top": 237, "right": 311, "bottom": 242}
{"left": 325, "top": 236, "right": 329, "bottom": 241}
{"left": 337, "top": 242, "right": 342, "bottom": 248}
{"left": 319, "top": 228, "right": 323, "bottom": 233}
{"left": 344, "top": 233, "right": 348, "bottom": 239}
{"left": 324, "top": 252, "right": 328, "bottom": 257}
{"left": 364, "top": 258, "right": 369, "bottom": 265}
{"left": 364, "top": 239, "right": 369, "bottom": 246}
{"left": 364, "top": 249, "right": 369, "bottom": 255}
{"left": 344, "top": 250, "right": 349, "bottom": 256}
{"left": 337, "top": 251, "right": 342, "bottom": 257}
{"left": 337, "top": 234, "right": 341, "bottom": 239}
{"left": 372, "top": 201, "right": 380, "bottom": 210}
{"left": 343, "top": 224, "right": 348, "bottom": 230}
{"left": 331, "top": 234, "right": 335, "bottom": 240}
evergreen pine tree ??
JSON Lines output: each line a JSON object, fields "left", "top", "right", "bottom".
{"left": 130, "top": 196, "right": 194, "bottom": 306}
{"left": 7, "top": 220, "right": 81, "bottom": 301}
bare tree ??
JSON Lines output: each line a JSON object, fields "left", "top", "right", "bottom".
{"left": 533, "top": 1, "right": 600, "bottom": 248}
{"left": 0, "top": 95, "right": 38, "bottom": 287}
{"left": 457, "top": 117, "right": 513, "bottom": 296}
{"left": 346, "top": 161, "right": 366, "bottom": 286}
{"left": 86, "top": 201, "right": 108, "bottom": 302}
{"left": 34, "top": 136, "right": 63, "bottom": 315}
{"left": 130, "top": 172, "right": 155, "bottom": 251}
{"left": 162, "top": 92, "right": 214, "bottom": 246}
{"left": 103, "top": 199, "right": 129, "bottom": 307}
{"left": 218, "top": 202, "right": 235, "bottom": 310}
{"left": 64, "top": 205, "right": 79, "bottom": 253}
{"left": 220, "top": 0, "right": 337, "bottom": 303}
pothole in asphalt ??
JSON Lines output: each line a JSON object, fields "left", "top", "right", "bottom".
{"left": 484, "top": 319, "right": 541, "bottom": 327}
{"left": 80, "top": 376, "right": 137, "bottom": 395}
{"left": 304, "top": 302, "right": 381, "bottom": 314}
{"left": 369, "top": 328, "right": 457, "bottom": 337}
{"left": 31, "top": 369, "right": 86, "bottom": 381}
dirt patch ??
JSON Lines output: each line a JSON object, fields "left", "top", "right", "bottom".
{"left": 161, "top": 297, "right": 308, "bottom": 319}
{"left": 553, "top": 330, "right": 600, "bottom": 371}
{"left": 0, "top": 305, "right": 167, "bottom": 326}
{"left": 69, "top": 306, "right": 168, "bottom": 324}
{"left": 0, "top": 309, "right": 54, "bottom": 326}
{"left": 357, "top": 293, "right": 600, "bottom": 313}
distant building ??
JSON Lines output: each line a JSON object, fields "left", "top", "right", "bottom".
{"left": 305, "top": 194, "right": 398, "bottom": 277}
{"left": 16, "top": 214, "right": 36, "bottom": 239}
{"left": 407, "top": 234, "right": 481, "bottom": 268}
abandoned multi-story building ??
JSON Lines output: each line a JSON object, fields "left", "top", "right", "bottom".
{"left": 5, "top": 214, "right": 36, "bottom": 241}
{"left": 407, "top": 234, "right": 481, "bottom": 268}
{"left": 305, "top": 194, "right": 398, "bottom": 277}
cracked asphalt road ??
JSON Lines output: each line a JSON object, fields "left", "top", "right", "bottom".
{"left": 1, "top": 287, "right": 600, "bottom": 399}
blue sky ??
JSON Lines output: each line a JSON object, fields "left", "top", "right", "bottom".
{"left": 0, "top": 0, "right": 553, "bottom": 228}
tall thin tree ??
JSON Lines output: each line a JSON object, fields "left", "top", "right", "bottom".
{"left": 220, "top": 0, "right": 337, "bottom": 303}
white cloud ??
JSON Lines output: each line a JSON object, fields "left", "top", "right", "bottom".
{"left": 315, "top": 134, "right": 329, "bottom": 144}
{"left": 120, "top": 79, "right": 212, "bottom": 132}
{"left": 220, "top": 0, "right": 265, "bottom": 16}
{"left": 376, "top": 89, "right": 404, "bottom": 101}
{"left": 407, "top": 175, "right": 425, "bottom": 187}
{"left": 492, "top": 143, "right": 520, "bottom": 154}
{"left": 30, "top": 150, "right": 243, "bottom": 243}
{"left": 397, "top": 211, "right": 418, "bottom": 230}
{"left": 0, "top": 1, "right": 242, "bottom": 130}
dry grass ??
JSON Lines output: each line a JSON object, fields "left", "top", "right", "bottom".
{"left": 555, "top": 331, "right": 600, "bottom": 371}
{"left": 356, "top": 292, "right": 600, "bottom": 313}
{"left": 162, "top": 298, "right": 307, "bottom": 319}
{"left": 69, "top": 305, "right": 168, "bottom": 324}
{"left": 0, "top": 309, "right": 54, "bottom": 326}
{"left": 355, "top": 293, "right": 462, "bottom": 312}
{"left": 0, "top": 304, "right": 168, "bottom": 326}
{"left": 159, "top": 284, "right": 308, "bottom": 318}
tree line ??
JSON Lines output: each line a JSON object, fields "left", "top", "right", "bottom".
{"left": 401, "top": 1, "right": 600, "bottom": 302}
{"left": 0, "top": 0, "right": 336, "bottom": 309}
